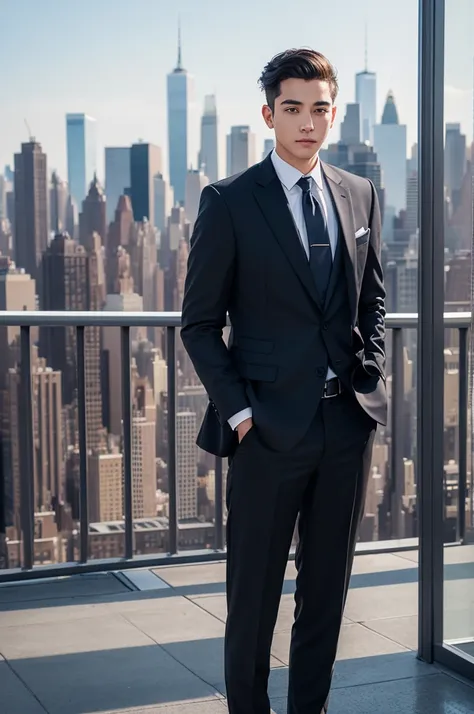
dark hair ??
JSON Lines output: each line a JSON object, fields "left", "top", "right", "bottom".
{"left": 258, "top": 48, "right": 338, "bottom": 111}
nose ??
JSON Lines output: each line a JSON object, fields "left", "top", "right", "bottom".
{"left": 300, "top": 113, "right": 315, "bottom": 132}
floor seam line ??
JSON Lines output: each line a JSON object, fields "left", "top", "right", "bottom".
{"left": 3, "top": 657, "right": 50, "bottom": 713}
{"left": 118, "top": 612, "right": 225, "bottom": 700}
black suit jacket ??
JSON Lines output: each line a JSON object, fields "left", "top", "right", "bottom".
{"left": 181, "top": 154, "right": 387, "bottom": 456}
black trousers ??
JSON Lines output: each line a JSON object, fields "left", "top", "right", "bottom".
{"left": 224, "top": 391, "right": 376, "bottom": 714}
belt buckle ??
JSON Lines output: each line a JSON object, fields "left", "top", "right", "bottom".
{"left": 323, "top": 379, "right": 340, "bottom": 399}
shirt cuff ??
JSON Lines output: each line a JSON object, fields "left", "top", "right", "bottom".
{"left": 228, "top": 407, "right": 253, "bottom": 431}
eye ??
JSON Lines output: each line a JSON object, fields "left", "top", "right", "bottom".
{"left": 285, "top": 107, "right": 298, "bottom": 113}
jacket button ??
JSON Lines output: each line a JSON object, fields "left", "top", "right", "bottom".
{"left": 323, "top": 322, "right": 329, "bottom": 330}
{"left": 316, "top": 366, "right": 326, "bottom": 377}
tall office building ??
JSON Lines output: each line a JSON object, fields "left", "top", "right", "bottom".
{"left": 153, "top": 173, "right": 174, "bottom": 234}
{"left": 262, "top": 138, "right": 275, "bottom": 160}
{"left": 40, "top": 233, "right": 105, "bottom": 452}
{"left": 406, "top": 171, "right": 418, "bottom": 235}
{"left": 132, "top": 380, "right": 156, "bottom": 519}
{"left": 198, "top": 95, "right": 219, "bottom": 182}
{"left": 0, "top": 173, "right": 13, "bottom": 221}
{"left": 6, "top": 353, "right": 64, "bottom": 545}
{"left": 103, "top": 292, "right": 144, "bottom": 435}
{"left": 227, "top": 126, "right": 256, "bottom": 176}
{"left": 355, "top": 69, "right": 376, "bottom": 144}
{"left": 50, "top": 172, "right": 69, "bottom": 233}
{"left": 185, "top": 169, "right": 209, "bottom": 232}
{"left": 374, "top": 92, "right": 407, "bottom": 215}
{"left": 0, "top": 262, "right": 36, "bottom": 385}
{"left": 14, "top": 141, "right": 48, "bottom": 282}
{"left": 66, "top": 114, "right": 97, "bottom": 210}
{"left": 167, "top": 24, "right": 194, "bottom": 204}
{"left": 130, "top": 142, "right": 162, "bottom": 226}
{"left": 340, "top": 103, "right": 361, "bottom": 145}
{"left": 177, "top": 411, "right": 197, "bottom": 520}
{"left": 88, "top": 453, "right": 123, "bottom": 523}
{"left": 105, "top": 147, "right": 131, "bottom": 223}
{"left": 0, "top": 175, "right": 5, "bottom": 221}
{"left": 445, "top": 123, "right": 467, "bottom": 208}
{"left": 79, "top": 175, "right": 107, "bottom": 251}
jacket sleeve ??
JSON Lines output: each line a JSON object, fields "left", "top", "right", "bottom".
{"left": 180, "top": 184, "right": 250, "bottom": 423}
{"left": 358, "top": 180, "right": 386, "bottom": 378}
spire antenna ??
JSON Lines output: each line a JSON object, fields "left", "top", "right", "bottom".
{"left": 177, "top": 16, "right": 182, "bottom": 69}
{"left": 364, "top": 21, "right": 368, "bottom": 71}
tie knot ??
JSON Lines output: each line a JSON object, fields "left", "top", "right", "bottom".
{"left": 297, "top": 176, "right": 312, "bottom": 194}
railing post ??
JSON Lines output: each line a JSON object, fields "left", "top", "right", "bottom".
{"left": 167, "top": 326, "right": 178, "bottom": 555}
{"left": 19, "top": 326, "right": 35, "bottom": 570}
{"left": 417, "top": 0, "right": 445, "bottom": 663}
{"left": 214, "top": 456, "right": 224, "bottom": 550}
{"left": 121, "top": 326, "right": 134, "bottom": 559}
{"left": 458, "top": 327, "right": 468, "bottom": 542}
{"left": 390, "top": 328, "right": 405, "bottom": 539}
{"left": 76, "top": 326, "right": 89, "bottom": 563}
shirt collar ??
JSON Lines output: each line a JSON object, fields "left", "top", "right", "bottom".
{"left": 270, "top": 148, "right": 324, "bottom": 192}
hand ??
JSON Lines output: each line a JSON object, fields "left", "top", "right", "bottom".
{"left": 237, "top": 417, "right": 253, "bottom": 443}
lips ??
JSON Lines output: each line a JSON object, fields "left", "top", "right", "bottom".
{"left": 296, "top": 139, "right": 316, "bottom": 143}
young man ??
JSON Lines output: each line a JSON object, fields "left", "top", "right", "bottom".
{"left": 181, "top": 48, "right": 386, "bottom": 714}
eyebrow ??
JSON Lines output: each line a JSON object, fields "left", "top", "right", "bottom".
{"left": 280, "top": 99, "right": 331, "bottom": 107}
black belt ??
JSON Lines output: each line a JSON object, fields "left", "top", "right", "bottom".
{"left": 322, "top": 377, "right": 343, "bottom": 399}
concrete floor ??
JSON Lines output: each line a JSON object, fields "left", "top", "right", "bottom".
{"left": 0, "top": 549, "right": 474, "bottom": 713}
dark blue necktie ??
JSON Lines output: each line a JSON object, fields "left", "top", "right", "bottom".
{"left": 296, "top": 176, "right": 332, "bottom": 303}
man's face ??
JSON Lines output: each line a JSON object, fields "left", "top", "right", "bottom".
{"left": 262, "top": 78, "right": 336, "bottom": 163}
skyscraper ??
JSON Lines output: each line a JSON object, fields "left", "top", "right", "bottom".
{"left": 105, "top": 147, "right": 131, "bottom": 224}
{"left": 340, "top": 103, "right": 361, "bottom": 145}
{"left": 79, "top": 175, "right": 107, "bottom": 251}
{"left": 0, "top": 262, "right": 36, "bottom": 385}
{"left": 167, "top": 23, "right": 194, "bottom": 204}
{"left": 50, "top": 172, "right": 69, "bottom": 234}
{"left": 227, "top": 126, "right": 257, "bottom": 176}
{"left": 14, "top": 141, "right": 48, "bottom": 282}
{"left": 7, "top": 352, "right": 64, "bottom": 526}
{"left": 132, "top": 380, "right": 156, "bottom": 519}
{"left": 445, "top": 123, "right": 467, "bottom": 209}
{"left": 185, "top": 169, "right": 209, "bottom": 232}
{"left": 66, "top": 114, "right": 97, "bottom": 209}
{"left": 130, "top": 142, "right": 162, "bottom": 226}
{"left": 374, "top": 91, "right": 407, "bottom": 216}
{"left": 88, "top": 453, "right": 123, "bottom": 523}
{"left": 153, "top": 173, "right": 174, "bottom": 233}
{"left": 262, "top": 138, "right": 275, "bottom": 160}
{"left": 177, "top": 411, "right": 197, "bottom": 520}
{"left": 199, "top": 95, "right": 219, "bottom": 182}
{"left": 40, "top": 233, "right": 105, "bottom": 453}
{"left": 355, "top": 69, "right": 376, "bottom": 144}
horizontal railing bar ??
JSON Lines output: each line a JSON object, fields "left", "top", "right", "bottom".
{"left": 0, "top": 311, "right": 469, "bottom": 329}
{"left": 0, "top": 537, "right": 430, "bottom": 584}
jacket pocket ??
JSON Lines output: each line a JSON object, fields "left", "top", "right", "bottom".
{"left": 355, "top": 229, "right": 370, "bottom": 247}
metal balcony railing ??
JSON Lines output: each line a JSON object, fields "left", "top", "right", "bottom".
{"left": 0, "top": 311, "right": 470, "bottom": 582}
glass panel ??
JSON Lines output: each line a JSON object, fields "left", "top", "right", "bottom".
{"left": 0, "top": 1, "right": 422, "bottom": 573}
{"left": 443, "top": 0, "right": 474, "bottom": 658}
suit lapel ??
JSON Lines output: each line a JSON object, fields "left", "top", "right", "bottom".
{"left": 253, "top": 157, "right": 322, "bottom": 309}
{"left": 322, "top": 162, "right": 358, "bottom": 322}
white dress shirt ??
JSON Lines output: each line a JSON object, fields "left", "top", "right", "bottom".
{"left": 228, "top": 149, "right": 339, "bottom": 431}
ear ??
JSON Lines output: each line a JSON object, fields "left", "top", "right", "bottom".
{"left": 262, "top": 104, "right": 274, "bottom": 129}
{"left": 330, "top": 105, "right": 337, "bottom": 129}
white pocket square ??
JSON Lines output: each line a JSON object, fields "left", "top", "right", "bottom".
{"left": 355, "top": 227, "right": 368, "bottom": 238}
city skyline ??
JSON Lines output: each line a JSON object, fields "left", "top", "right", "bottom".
{"left": 2, "top": 0, "right": 471, "bottom": 180}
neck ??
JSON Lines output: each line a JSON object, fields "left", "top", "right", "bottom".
{"left": 274, "top": 142, "right": 320, "bottom": 175}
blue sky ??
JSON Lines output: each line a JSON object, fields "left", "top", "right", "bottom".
{"left": 1, "top": 0, "right": 472, "bottom": 180}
